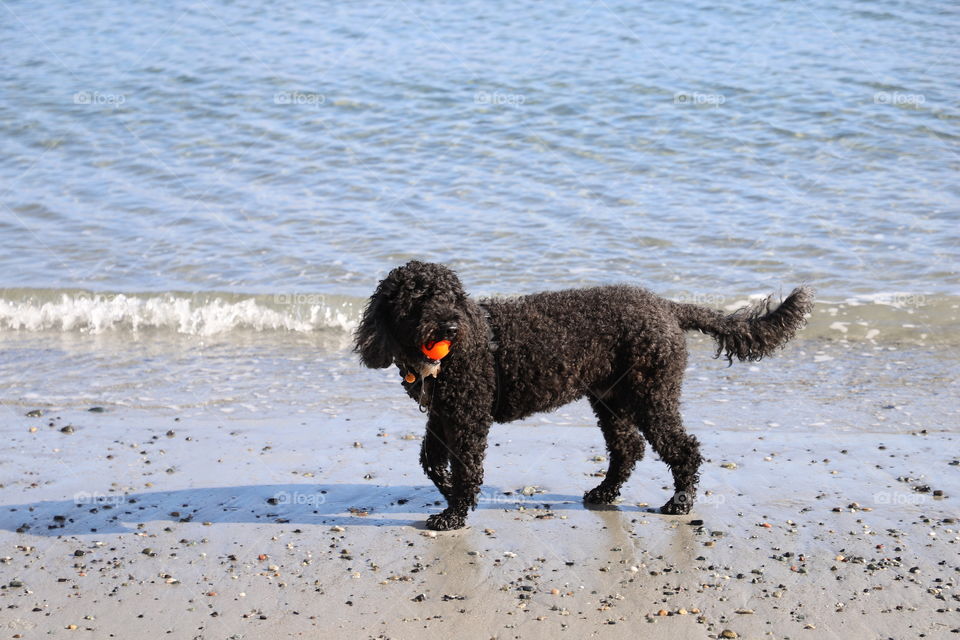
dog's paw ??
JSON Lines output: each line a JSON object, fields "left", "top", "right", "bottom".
{"left": 583, "top": 485, "right": 620, "bottom": 505}
{"left": 425, "top": 510, "right": 467, "bottom": 531}
{"left": 659, "top": 497, "right": 694, "bottom": 515}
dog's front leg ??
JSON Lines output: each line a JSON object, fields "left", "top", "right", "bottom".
{"left": 425, "top": 416, "right": 491, "bottom": 531}
{"left": 420, "top": 418, "right": 453, "bottom": 500}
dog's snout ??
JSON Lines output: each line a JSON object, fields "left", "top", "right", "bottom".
{"left": 440, "top": 321, "right": 458, "bottom": 338}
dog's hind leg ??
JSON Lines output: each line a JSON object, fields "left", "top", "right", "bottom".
{"left": 420, "top": 418, "right": 453, "bottom": 500}
{"left": 636, "top": 397, "right": 703, "bottom": 515}
{"left": 583, "top": 398, "right": 645, "bottom": 505}
{"left": 614, "top": 337, "right": 702, "bottom": 515}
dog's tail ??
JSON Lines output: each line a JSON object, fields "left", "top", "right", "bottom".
{"left": 669, "top": 286, "right": 814, "bottom": 363}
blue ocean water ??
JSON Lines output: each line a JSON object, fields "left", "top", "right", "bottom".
{"left": 0, "top": 0, "right": 957, "bottom": 413}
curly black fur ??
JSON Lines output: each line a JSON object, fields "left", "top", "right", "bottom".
{"left": 355, "top": 261, "right": 814, "bottom": 530}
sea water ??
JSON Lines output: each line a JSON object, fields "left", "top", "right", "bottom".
{"left": 1, "top": 0, "right": 957, "bottom": 421}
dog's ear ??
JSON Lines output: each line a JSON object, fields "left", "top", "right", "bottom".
{"left": 354, "top": 281, "right": 395, "bottom": 369}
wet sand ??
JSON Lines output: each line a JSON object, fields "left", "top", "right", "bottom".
{"left": 1, "top": 404, "right": 957, "bottom": 639}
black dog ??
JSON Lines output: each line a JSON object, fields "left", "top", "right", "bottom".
{"left": 355, "top": 261, "right": 813, "bottom": 530}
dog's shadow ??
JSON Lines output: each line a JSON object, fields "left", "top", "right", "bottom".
{"left": 0, "top": 484, "right": 655, "bottom": 536}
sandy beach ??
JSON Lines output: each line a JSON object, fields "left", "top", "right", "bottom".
{"left": 2, "top": 387, "right": 957, "bottom": 639}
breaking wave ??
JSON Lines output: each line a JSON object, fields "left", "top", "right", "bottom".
{"left": 0, "top": 289, "right": 360, "bottom": 336}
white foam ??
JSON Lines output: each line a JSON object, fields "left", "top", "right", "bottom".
{"left": 0, "top": 292, "right": 359, "bottom": 336}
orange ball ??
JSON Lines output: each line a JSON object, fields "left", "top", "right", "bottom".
{"left": 420, "top": 340, "right": 451, "bottom": 360}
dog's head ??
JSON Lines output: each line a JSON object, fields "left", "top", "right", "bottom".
{"left": 354, "top": 261, "right": 468, "bottom": 373}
